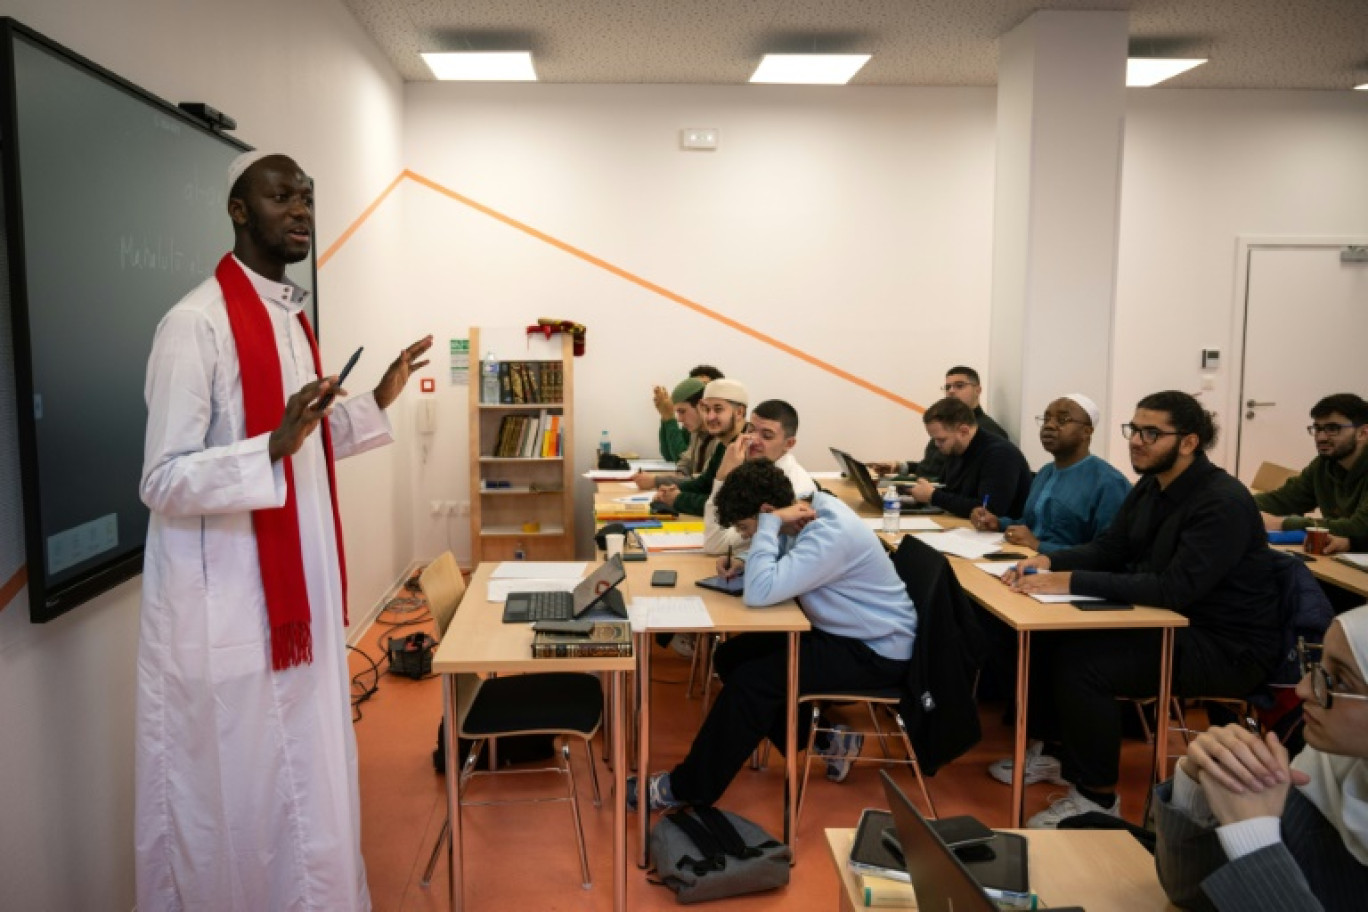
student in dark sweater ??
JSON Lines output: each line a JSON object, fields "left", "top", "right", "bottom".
{"left": 1256, "top": 393, "right": 1368, "bottom": 542}
{"left": 904, "top": 397, "right": 1032, "bottom": 519}
{"left": 1003, "top": 391, "right": 1282, "bottom": 828}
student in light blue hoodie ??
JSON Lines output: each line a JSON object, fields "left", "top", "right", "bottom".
{"left": 628, "top": 459, "right": 918, "bottom": 812}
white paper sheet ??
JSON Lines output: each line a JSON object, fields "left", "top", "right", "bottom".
{"left": 584, "top": 469, "right": 636, "bottom": 480}
{"left": 628, "top": 459, "right": 677, "bottom": 472}
{"left": 491, "top": 561, "right": 587, "bottom": 580}
{"left": 973, "top": 562, "right": 1016, "bottom": 578}
{"left": 630, "top": 596, "right": 714, "bottom": 630}
{"left": 617, "top": 483, "right": 641, "bottom": 490}
{"left": 911, "top": 528, "right": 1004, "bottom": 559}
{"left": 862, "top": 517, "right": 943, "bottom": 532}
{"left": 486, "top": 579, "right": 580, "bottom": 602}
{"left": 614, "top": 494, "right": 655, "bottom": 503}
{"left": 639, "top": 532, "right": 705, "bottom": 552}
{"left": 1335, "top": 553, "right": 1368, "bottom": 571}
{"left": 808, "top": 470, "right": 845, "bottom": 480}
{"left": 1028, "top": 592, "right": 1102, "bottom": 604}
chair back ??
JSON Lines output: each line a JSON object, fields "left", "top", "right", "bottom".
{"left": 420, "top": 551, "right": 467, "bottom": 640}
{"left": 1267, "top": 549, "right": 1334, "bottom": 687}
{"left": 1251, "top": 461, "right": 1298, "bottom": 493}
{"left": 890, "top": 536, "right": 985, "bottom": 775}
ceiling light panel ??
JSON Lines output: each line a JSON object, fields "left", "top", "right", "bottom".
{"left": 750, "top": 54, "right": 871, "bottom": 85}
{"left": 421, "top": 52, "right": 537, "bottom": 82}
{"left": 1126, "top": 58, "right": 1207, "bottom": 87}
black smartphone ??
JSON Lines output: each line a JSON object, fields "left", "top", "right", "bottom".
{"left": 1072, "top": 600, "right": 1133, "bottom": 611}
{"left": 982, "top": 551, "right": 1028, "bottom": 561}
{"left": 650, "top": 569, "right": 677, "bottom": 587}
{"left": 929, "top": 815, "right": 995, "bottom": 849}
{"left": 318, "top": 345, "right": 363, "bottom": 410}
{"left": 532, "top": 619, "right": 595, "bottom": 634}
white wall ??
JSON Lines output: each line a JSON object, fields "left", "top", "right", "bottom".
{"left": 401, "top": 83, "right": 999, "bottom": 560}
{"left": 1110, "top": 89, "right": 1368, "bottom": 469}
{"left": 0, "top": 1, "right": 404, "bottom": 907}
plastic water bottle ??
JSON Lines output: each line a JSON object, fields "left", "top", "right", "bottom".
{"left": 599, "top": 430, "right": 611, "bottom": 456}
{"left": 480, "top": 351, "right": 499, "bottom": 404}
{"left": 882, "top": 487, "right": 900, "bottom": 534}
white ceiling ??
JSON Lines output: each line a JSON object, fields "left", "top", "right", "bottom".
{"left": 342, "top": 0, "right": 1368, "bottom": 89}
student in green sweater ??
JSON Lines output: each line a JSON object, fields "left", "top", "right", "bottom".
{"left": 650, "top": 365, "right": 724, "bottom": 464}
{"left": 1256, "top": 393, "right": 1368, "bottom": 544}
{"left": 655, "top": 378, "right": 748, "bottom": 516}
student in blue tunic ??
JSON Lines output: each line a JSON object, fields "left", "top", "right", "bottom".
{"left": 971, "top": 393, "right": 1130, "bottom": 554}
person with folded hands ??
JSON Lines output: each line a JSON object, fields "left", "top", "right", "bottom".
{"left": 970, "top": 394, "right": 1129, "bottom": 553}
{"left": 1153, "top": 603, "right": 1368, "bottom": 911}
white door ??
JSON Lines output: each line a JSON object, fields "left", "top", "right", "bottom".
{"left": 1236, "top": 243, "right": 1368, "bottom": 484}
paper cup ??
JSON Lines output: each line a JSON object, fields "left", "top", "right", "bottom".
{"left": 1305, "top": 527, "right": 1330, "bottom": 556}
{"left": 605, "top": 533, "right": 625, "bottom": 559}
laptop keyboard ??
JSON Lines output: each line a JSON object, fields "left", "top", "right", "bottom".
{"left": 524, "top": 591, "right": 571, "bottom": 620}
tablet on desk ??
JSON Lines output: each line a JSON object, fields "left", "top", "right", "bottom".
{"left": 695, "top": 574, "right": 744, "bottom": 596}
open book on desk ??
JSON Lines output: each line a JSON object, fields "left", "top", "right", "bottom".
{"left": 1335, "top": 553, "right": 1368, "bottom": 572}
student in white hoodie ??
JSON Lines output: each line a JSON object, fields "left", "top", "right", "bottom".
{"left": 703, "top": 399, "right": 816, "bottom": 564}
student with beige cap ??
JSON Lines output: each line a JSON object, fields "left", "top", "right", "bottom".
{"left": 655, "top": 378, "right": 749, "bottom": 516}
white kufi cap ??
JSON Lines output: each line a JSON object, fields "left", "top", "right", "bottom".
{"left": 1062, "top": 393, "right": 1101, "bottom": 427}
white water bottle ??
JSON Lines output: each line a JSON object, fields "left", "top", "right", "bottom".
{"left": 480, "top": 351, "right": 499, "bottom": 404}
{"left": 882, "top": 487, "right": 901, "bottom": 534}
{"left": 599, "top": 429, "right": 611, "bottom": 456}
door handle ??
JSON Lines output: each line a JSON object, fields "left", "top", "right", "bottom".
{"left": 1246, "top": 400, "right": 1277, "bottom": 408}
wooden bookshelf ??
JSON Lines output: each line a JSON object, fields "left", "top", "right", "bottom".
{"left": 468, "top": 327, "right": 575, "bottom": 562}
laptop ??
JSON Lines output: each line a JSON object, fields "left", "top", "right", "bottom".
{"left": 501, "top": 555, "right": 629, "bottom": 623}
{"left": 829, "top": 447, "right": 945, "bottom": 516}
{"left": 878, "top": 770, "right": 1085, "bottom": 912}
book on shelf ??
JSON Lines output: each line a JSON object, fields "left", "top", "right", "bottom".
{"left": 497, "top": 362, "right": 514, "bottom": 403}
{"left": 595, "top": 501, "right": 652, "bottom": 517}
{"left": 509, "top": 361, "right": 527, "bottom": 402}
{"left": 531, "top": 621, "right": 632, "bottom": 658}
{"left": 856, "top": 872, "right": 915, "bottom": 908}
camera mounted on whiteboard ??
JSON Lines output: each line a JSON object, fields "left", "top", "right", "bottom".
{"left": 177, "top": 102, "right": 237, "bottom": 132}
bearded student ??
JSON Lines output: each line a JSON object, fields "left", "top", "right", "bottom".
{"left": 135, "top": 151, "right": 431, "bottom": 911}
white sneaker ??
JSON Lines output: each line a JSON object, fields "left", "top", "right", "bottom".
{"left": 817, "top": 724, "right": 865, "bottom": 783}
{"left": 987, "top": 741, "right": 1068, "bottom": 786}
{"left": 669, "top": 634, "right": 696, "bottom": 658}
{"left": 1026, "top": 787, "right": 1120, "bottom": 829}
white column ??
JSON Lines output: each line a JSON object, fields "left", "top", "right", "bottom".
{"left": 989, "top": 10, "right": 1129, "bottom": 466}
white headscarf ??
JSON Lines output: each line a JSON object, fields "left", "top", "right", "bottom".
{"left": 1292, "top": 603, "right": 1368, "bottom": 864}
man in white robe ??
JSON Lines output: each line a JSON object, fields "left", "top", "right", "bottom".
{"left": 135, "top": 152, "right": 431, "bottom": 911}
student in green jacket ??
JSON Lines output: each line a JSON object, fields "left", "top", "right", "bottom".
{"left": 655, "top": 378, "right": 748, "bottom": 516}
{"left": 1256, "top": 393, "right": 1368, "bottom": 544}
{"left": 650, "top": 365, "right": 724, "bottom": 463}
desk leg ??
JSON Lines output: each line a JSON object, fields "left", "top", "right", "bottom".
{"left": 612, "top": 671, "right": 627, "bottom": 912}
{"left": 1153, "top": 627, "right": 1176, "bottom": 784}
{"left": 637, "top": 631, "right": 652, "bottom": 868}
{"left": 784, "top": 630, "right": 799, "bottom": 849}
{"left": 442, "top": 673, "right": 464, "bottom": 912}
{"left": 1011, "top": 630, "right": 1031, "bottom": 828}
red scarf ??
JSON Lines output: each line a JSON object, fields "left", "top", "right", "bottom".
{"left": 216, "top": 254, "right": 349, "bottom": 670}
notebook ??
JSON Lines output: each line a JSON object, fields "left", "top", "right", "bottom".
{"left": 502, "top": 555, "right": 628, "bottom": 623}
{"left": 829, "top": 447, "right": 945, "bottom": 516}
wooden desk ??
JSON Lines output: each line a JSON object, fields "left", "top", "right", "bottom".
{"left": 824, "top": 827, "right": 1176, "bottom": 911}
{"left": 623, "top": 553, "right": 810, "bottom": 864}
{"left": 432, "top": 563, "right": 635, "bottom": 912}
{"left": 949, "top": 556, "right": 1188, "bottom": 827}
{"left": 1282, "top": 547, "right": 1368, "bottom": 599}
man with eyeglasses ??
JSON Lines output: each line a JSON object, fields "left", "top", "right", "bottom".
{"left": 998, "top": 390, "right": 1281, "bottom": 828}
{"left": 871, "top": 366, "right": 1008, "bottom": 482}
{"left": 1255, "top": 393, "right": 1368, "bottom": 551}
{"left": 970, "top": 394, "right": 1130, "bottom": 553}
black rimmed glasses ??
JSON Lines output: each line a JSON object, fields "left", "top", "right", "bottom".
{"left": 1297, "top": 638, "right": 1368, "bottom": 710}
{"left": 1307, "top": 423, "right": 1361, "bottom": 437}
{"left": 1120, "top": 423, "right": 1183, "bottom": 445}
{"left": 941, "top": 381, "right": 977, "bottom": 393}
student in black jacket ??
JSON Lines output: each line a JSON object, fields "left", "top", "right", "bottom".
{"left": 1003, "top": 391, "right": 1282, "bottom": 828}
{"left": 904, "top": 397, "right": 1032, "bottom": 519}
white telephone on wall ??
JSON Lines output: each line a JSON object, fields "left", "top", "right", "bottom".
{"left": 416, "top": 398, "right": 438, "bottom": 434}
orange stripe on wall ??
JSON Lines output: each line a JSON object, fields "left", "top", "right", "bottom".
{"left": 320, "top": 169, "right": 924, "bottom": 413}
{"left": 0, "top": 564, "right": 27, "bottom": 614}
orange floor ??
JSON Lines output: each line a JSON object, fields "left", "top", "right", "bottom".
{"left": 349, "top": 611, "right": 1168, "bottom": 911}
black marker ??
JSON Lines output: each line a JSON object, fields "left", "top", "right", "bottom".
{"left": 318, "top": 346, "right": 362, "bottom": 410}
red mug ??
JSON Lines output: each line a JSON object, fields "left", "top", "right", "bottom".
{"left": 1305, "top": 527, "right": 1330, "bottom": 556}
